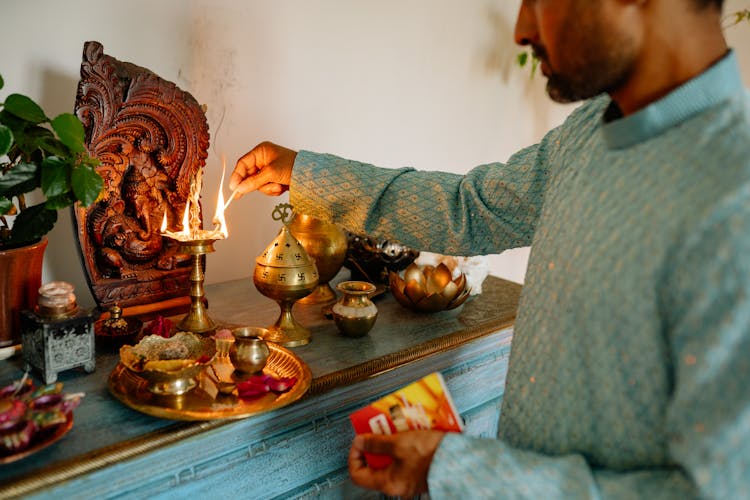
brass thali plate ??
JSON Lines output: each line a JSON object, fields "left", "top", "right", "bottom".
{"left": 108, "top": 343, "right": 311, "bottom": 421}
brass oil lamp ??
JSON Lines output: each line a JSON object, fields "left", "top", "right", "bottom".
{"left": 161, "top": 167, "right": 229, "bottom": 335}
{"left": 254, "top": 204, "right": 319, "bottom": 347}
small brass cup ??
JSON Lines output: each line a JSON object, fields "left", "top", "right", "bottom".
{"left": 230, "top": 327, "right": 271, "bottom": 374}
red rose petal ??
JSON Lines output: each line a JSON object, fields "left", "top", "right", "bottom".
{"left": 266, "top": 376, "right": 297, "bottom": 393}
{"left": 236, "top": 376, "right": 269, "bottom": 400}
{"left": 143, "top": 316, "right": 174, "bottom": 338}
{"left": 236, "top": 374, "right": 296, "bottom": 400}
{"left": 237, "top": 387, "right": 268, "bottom": 400}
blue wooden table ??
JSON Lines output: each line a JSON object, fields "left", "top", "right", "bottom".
{"left": 0, "top": 274, "right": 519, "bottom": 499}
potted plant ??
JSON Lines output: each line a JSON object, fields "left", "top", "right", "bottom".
{"left": 0, "top": 72, "right": 103, "bottom": 347}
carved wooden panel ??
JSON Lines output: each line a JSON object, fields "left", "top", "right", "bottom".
{"left": 73, "top": 41, "right": 209, "bottom": 310}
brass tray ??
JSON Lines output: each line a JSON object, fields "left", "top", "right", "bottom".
{"left": 108, "top": 343, "right": 311, "bottom": 421}
{"left": 0, "top": 414, "right": 73, "bottom": 464}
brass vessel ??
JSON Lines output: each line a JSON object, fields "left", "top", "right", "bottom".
{"left": 230, "top": 326, "right": 271, "bottom": 374}
{"left": 331, "top": 281, "right": 378, "bottom": 337}
{"left": 253, "top": 204, "right": 319, "bottom": 347}
{"left": 288, "top": 214, "right": 348, "bottom": 304}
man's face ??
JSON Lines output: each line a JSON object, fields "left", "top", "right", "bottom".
{"left": 514, "top": 0, "right": 638, "bottom": 103}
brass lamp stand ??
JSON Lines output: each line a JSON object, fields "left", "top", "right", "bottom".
{"left": 175, "top": 238, "right": 217, "bottom": 335}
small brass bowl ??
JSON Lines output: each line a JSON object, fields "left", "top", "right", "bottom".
{"left": 134, "top": 360, "right": 208, "bottom": 396}
{"left": 120, "top": 332, "right": 214, "bottom": 395}
{"left": 389, "top": 263, "right": 470, "bottom": 313}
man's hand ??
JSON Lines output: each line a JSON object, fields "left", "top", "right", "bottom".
{"left": 348, "top": 430, "right": 445, "bottom": 497}
{"left": 230, "top": 141, "right": 298, "bottom": 197}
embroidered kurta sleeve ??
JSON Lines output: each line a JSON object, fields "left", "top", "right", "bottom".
{"left": 289, "top": 129, "right": 571, "bottom": 256}
{"left": 289, "top": 96, "right": 605, "bottom": 257}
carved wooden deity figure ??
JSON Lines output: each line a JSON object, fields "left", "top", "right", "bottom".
{"left": 74, "top": 41, "right": 210, "bottom": 310}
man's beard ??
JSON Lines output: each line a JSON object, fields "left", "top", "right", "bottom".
{"left": 545, "top": 69, "right": 606, "bottom": 104}
{"left": 532, "top": 31, "right": 635, "bottom": 104}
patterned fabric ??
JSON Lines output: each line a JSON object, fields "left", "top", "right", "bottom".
{"left": 291, "top": 51, "right": 750, "bottom": 498}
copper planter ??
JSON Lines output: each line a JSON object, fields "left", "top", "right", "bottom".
{"left": 0, "top": 238, "right": 47, "bottom": 347}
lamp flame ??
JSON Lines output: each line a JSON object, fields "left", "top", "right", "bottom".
{"left": 179, "top": 199, "right": 191, "bottom": 238}
{"left": 212, "top": 155, "right": 229, "bottom": 238}
{"left": 160, "top": 155, "right": 229, "bottom": 242}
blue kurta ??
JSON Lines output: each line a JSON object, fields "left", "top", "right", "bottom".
{"left": 290, "top": 51, "right": 750, "bottom": 498}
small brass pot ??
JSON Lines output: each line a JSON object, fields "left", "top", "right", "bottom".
{"left": 230, "top": 327, "right": 271, "bottom": 374}
{"left": 332, "top": 281, "right": 378, "bottom": 337}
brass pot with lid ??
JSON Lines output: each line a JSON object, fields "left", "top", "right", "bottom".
{"left": 253, "top": 204, "right": 319, "bottom": 347}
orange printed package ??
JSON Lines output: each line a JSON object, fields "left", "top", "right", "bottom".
{"left": 349, "top": 372, "right": 464, "bottom": 469}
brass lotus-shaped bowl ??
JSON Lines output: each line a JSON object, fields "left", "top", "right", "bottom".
{"left": 389, "top": 263, "right": 470, "bottom": 312}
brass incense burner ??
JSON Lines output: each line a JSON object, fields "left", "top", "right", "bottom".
{"left": 253, "top": 204, "right": 319, "bottom": 347}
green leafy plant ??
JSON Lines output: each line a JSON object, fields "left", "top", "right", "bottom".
{"left": 0, "top": 73, "right": 103, "bottom": 250}
{"left": 516, "top": 50, "right": 539, "bottom": 78}
{"left": 726, "top": 8, "right": 750, "bottom": 27}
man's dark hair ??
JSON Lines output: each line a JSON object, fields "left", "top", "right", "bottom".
{"left": 694, "top": 0, "right": 724, "bottom": 9}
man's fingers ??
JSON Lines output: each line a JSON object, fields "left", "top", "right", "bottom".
{"left": 349, "top": 463, "right": 391, "bottom": 492}
{"left": 348, "top": 437, "right": 371, "bottom": 475}
{"left": 230, "top": 142, "right": 295, "bottom": 196}
{"left": 258, "top": 183, "right": 287, "bottom": 196}
{"left": 354, "top": 433, "right": 398, "bottom": 456}
{"left": 348, "top": 441, "right": 392, "bottom": 492}
{"left": 230, "top": 167, "right": 273, "bottom": 195}
{"left": 230, "top": 153, "right": 260, "bottom": 191}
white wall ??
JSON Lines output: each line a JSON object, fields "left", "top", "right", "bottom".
{"left": 2, "top": 0, "right": 748, "bottom": 308}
